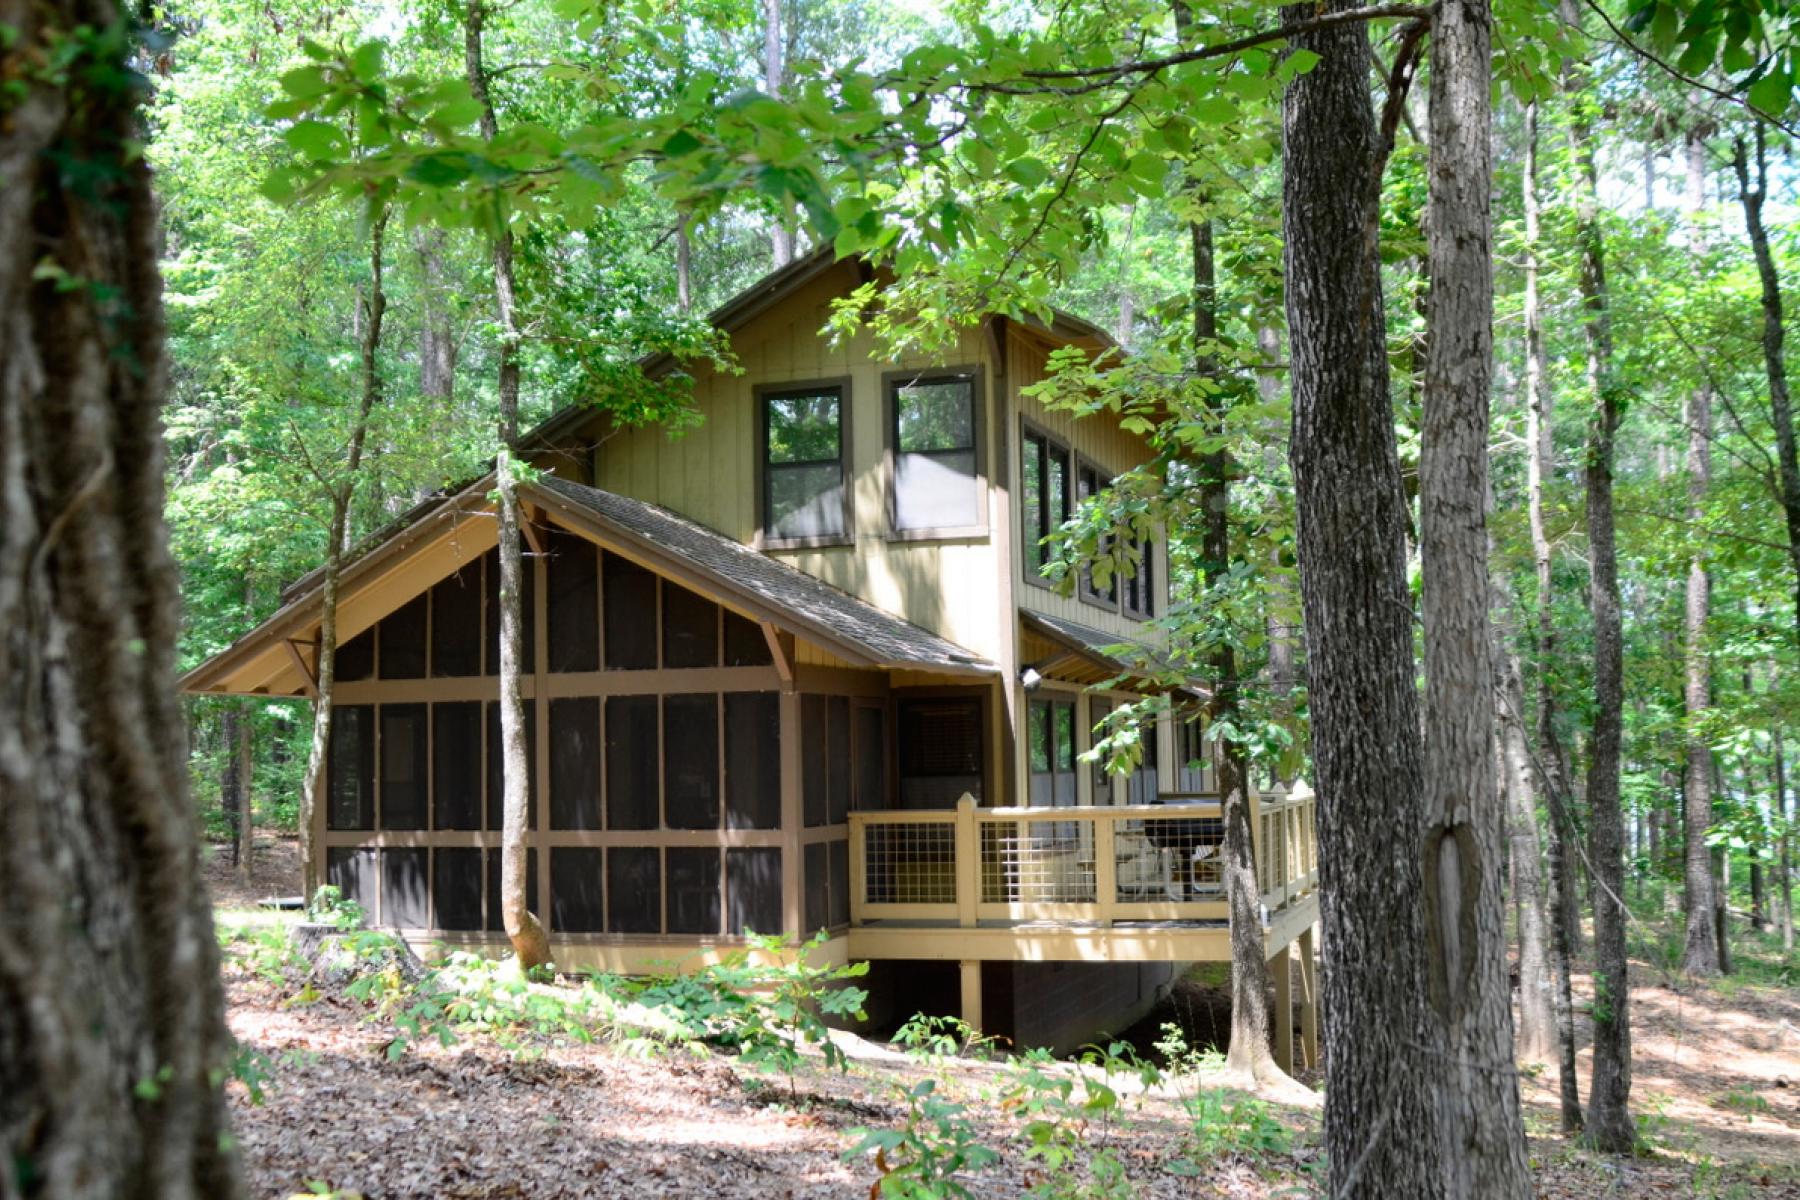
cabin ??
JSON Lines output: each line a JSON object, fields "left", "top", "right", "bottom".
{"left": 182, "top": 249, "right": 1320, "bottom": 1063}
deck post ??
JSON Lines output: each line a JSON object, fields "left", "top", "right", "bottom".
{"left": 954, "top": 794, "right": 979, "bottom": 928}
{"left": 1093, "top": 813, "right": 1117, "bottom": 925}
{"left": 959, "top": 959, "right": 983, "bottom": 1033}
{"left": 1298, "top": 924, "right": 1319, "bottom": 1071}
{"left": 1272, "top": 942, "right": 1293, "bottom": 1073}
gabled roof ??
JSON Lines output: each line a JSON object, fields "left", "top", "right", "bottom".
{"left": 533, "top": 477, "right": 996, "bottom": 676}
{"left": 181, "top": 474, "right": 997, "bottom": 695}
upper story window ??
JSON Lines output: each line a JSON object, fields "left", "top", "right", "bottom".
{"left": 1122, "top": 537, "right": 1156, "bottom": 619}
{"left": 1021, "top": 424, "right": 1070, "bottom": 585}
{"left": 1075, "top": 459, "right": 1117, "bottom": 607}
{"left": 759, "top": 383, "right": 850, "bottom": 546}
{"left": 888, "top": 371, "right": 984, "bottom": 536}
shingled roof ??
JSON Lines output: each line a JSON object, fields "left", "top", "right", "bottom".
{"left": 527, "top": 477, "right": 997, "bottom": 677}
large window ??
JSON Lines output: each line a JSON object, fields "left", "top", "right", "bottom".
{"left": 760, "top": 384, "right": 849, "bottom": 544}
{"left": 889, "top": 372, "right": 982, "bottom": 534}
{"left": 1021, "top": 425, "right": 1071, "bottom": 583}
{"left": 1027, "top": 697, "right": 1077, "bottom": 808}
{"left": 1122, "top": 538, "right": 1156, "bottom": 619}
{"left": 1075, "top": 460, "right": 1117, "bottom": 607}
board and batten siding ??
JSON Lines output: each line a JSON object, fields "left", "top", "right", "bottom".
{"left": 1005, "top": 328, "right": 1167, "bottom": 644}
{"left": 593, "top": 262, "right": 1008, "bottom": 663}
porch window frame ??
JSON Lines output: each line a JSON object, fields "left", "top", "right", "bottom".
{"left": 1074, "top": 455, "right": 1120, "bottom": 612}
{"left": 882, "top": 365, "right": 989, "bottom": 542}
{"left": 755, "top": 377, "right": 855, "bottom": 551}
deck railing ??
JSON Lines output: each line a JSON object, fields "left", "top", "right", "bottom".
{"left": 847, "top": 784, "right": 1317, "bottom": 929}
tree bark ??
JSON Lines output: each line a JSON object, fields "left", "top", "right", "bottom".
{"left": 1523, "top": 97, "right": 1585, "bottom": 1135}
{"left": 1497, "top": 638, "right": 1555, "bottom": 1064}
{"left": 468, "top": 0, "right": 552, "bottom": 971}
{"left": 1678, "top": 126, "right": 1723, "bottom": 976}
{"left": 237, "top": 698, "right": 255, "bottom": 883}
{"left": 221, "top": 703, "right": 243, "bottom": 867}
{"left": 763, "top": 0, "right": 794, "bottom": 269}
{"left": 297, "top": 208, "right": 389, "bottom": 906}
{"left": 1732, "top": 128, "right": 1800, "bottom": 656}
{"left": 415, "top": 227, "right": 456, "bottom": 404}
{"left": 1776, "top": 730, "right": 1793, "bottom": 952}
{"left": 1281, "top": 3, "right": 1444, "bottom": 1191}
{"left": 1567, "top": 43, "right": 1634, "bottom": 1149}
{"left": 1419, "top": 0, "right": 1532, "bottom": 1185}
{"left": 0, "top": 0, "right": 242, "bottom": 1185}
{"left": 1188, "top": 217, "right": 1285, "bottom": 1085}
{"left": 676, "top": 212, "right": 694, "bottom": 313}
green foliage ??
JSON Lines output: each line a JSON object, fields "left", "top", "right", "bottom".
{"left": 999, "top": 1042, "right": 1162, "bottom": 1199}
{"left": 691, "top": 931, "right": 870, "bottom": 1102}
{"left": 845, "top": 1079, "right": 1000, "bottom": 1199}
{"left": 307, "top": 885, "right": 366, "bottom": 930}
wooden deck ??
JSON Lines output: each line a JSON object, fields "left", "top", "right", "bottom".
{"left": 845, "top": 786, "right": 1321, "bottom": 1065}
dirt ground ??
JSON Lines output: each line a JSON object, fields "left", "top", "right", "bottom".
{"left": 211, "top": 840, "right": 1800, "bottom": 1198}
{"left": 203, "top": 834, "right": 305, "bottom": 910}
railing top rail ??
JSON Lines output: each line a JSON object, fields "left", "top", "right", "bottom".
{"left": 847, "top": 802, "right": 1226, "bottom": 823}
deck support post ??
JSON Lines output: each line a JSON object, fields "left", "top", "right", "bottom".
{"left": 959, "top": 959, "right": 983, "bottom": 1033}
{"left": 1272, "top": 942, "right": 1293, "bottom": 1073}
{"left": 954, "top": 795, "right": 979, "bottom": 928}
{"left": 1298, "top": 924, "right": 1319, "bottom": 1071}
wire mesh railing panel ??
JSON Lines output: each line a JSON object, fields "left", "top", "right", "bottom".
{"left": 978, "top": 819, "right": 1096, "bottom": 904}
{"left": 1118, "top": 813, "right": 1225, "bottom": 902}
{"left": 862, "top": 821, "right": 956, "bottom": 906}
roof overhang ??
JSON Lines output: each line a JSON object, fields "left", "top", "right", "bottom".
{"left": 1019, "top": 610, "right": 1202, "bottom": 698}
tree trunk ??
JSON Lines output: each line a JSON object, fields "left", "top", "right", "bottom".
{"left": 415, "top": 228, "right": 456, "bottom": 404}
{"left": 221, "top": 703, "right": 243, "bottom": 868}
{"left": 1524, "top": 98, "right": 1585, "bottom": 1135}
{"left": 1418, "top": 0, "right": 1531, "bottom": 1186}
{"left": 237, "top": 698, "right": 255, "bottom": 883}
{"left": 1732, "top": 128, "right": 1800, "bottom": 655}
{"left": 763, "top": 0, "right": 794, "bottom": 269}
{"left": 676, "top": 213, "right": 694, "bottom": 313}
{"left": 1677, "top": 126, "right": 1723, "bottom": 976}
{"left": 468, "top": 0, "right": 552, "bottom": 971}
{"left": 1777, "top": 731, "right": 1794, "bottom": 951}
{"left": 1498, "top": 640, "right": 1555, "bottom": 1064}
{"left": 0, "top": 0, "right": 242, "bottom": 1184}
{"left": 1567, "top": 45, "right": 1634, "bottom": 1149}
{"left": 1281, "top": 3, "right": 1443, "bottom": 1191}
{"left": 1188, "top": 217, "right": 1285, "bottom": 1085}
{"left": 297, "top": 208, "right": 389, "bottom": 906}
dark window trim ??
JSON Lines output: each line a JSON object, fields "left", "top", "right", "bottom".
{"left": 1073, "top": 455, "right": 1121, "bottom": 614}
{"left": 1122, "top": 536, "right": 1157, "bottom": 620}
{"left": 1019, "top": 418, "right": 1072, "bottom": 593}
{"left": 754, "top": 377, "right": 855, "bottom": 551}
{"left": 882, "top": 365, "right": 989, "bottom": 542}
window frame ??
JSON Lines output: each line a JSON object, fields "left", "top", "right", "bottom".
{"left": 1074, "top": 456, "right": 1120, "bottom": 611}
{"left": 754, "top": 378, "right": 855, "bottom": 551}
{"left": 882, "top": 366, "right": 989, "bottom": 542}
{"left": 1020, "top": 419, "right": 1073, "bottom": 592}
{"left": 1122, "top": 536, "right": 1157, "bottom": 620}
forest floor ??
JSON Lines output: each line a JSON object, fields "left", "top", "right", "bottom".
{"left": 206, "top": 839, "right": 1800, "bottom": 1199}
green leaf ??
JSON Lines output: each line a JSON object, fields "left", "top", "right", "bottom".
{"left": 350, "top": 40, "right": 383, "bottom": 83}
{"left": 283, "top": 120, "right": 344, "bottom": 162}
{"left": 405, "top": 153, "right": 473, "bottom": 188}
{"left": 1284, "top": 48, "right": 1322, "bottom": 75}
{"left": 278, "top": 66, "right": 331, "bottom": 101}
{"left": 1004, "top": 156, "right": 1048, "bottom": 187}
{"left": 1748, "top": 68, "right": 1791, "bottom": 114}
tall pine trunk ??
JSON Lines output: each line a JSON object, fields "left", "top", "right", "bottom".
{"left": 1497, "top": 634, "right": 1555, "bottom": 1064}
{"left": 1567, "top": 47, "right": 1634, "bottom": 1149}
{"left": 416, "top": 228, "right": 456, "bottom": 405}
{"left": 1732, "top": 128, "right": 1800, "bottom": 656}
{"left": 0, "top": 0, "right": 241, "bottom": 1184}
{"left": 1776, "top": 731, "right": 1793, "bottom": 952}
{"left": 763, "top": 0, "right": 794, "bottom": 269}
{"left": 298, "top": 208, "right": 389, "bottom": 906}
{"left": 468, "top": 0, "right": 552, "bottom": 970}
{"left": 1524, "top": 98, "right": 1585, "bottom": 1134}
{"left": 237, "top": 698, "right": 256, "bottom": 882}
{"left": 1281, "top": 3, "right": 1443, "bottom": 1190}
{"left": 1681, "top": 127, "right": 1722, "bottom": 975}
{"left": 1190, "top": 217, "right": 1284, "bottom": 1085}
